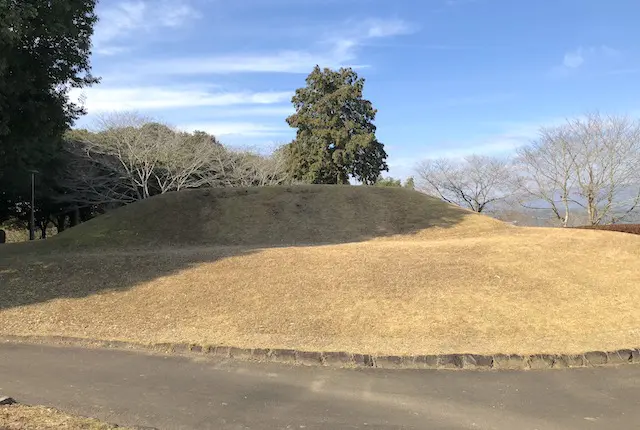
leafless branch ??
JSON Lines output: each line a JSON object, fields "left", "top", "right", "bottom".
{"left": 415, "top": 155, "right": 515, "bottom": 213}
{"left": 516, "top": 112, "right": 640, "bottom": 226}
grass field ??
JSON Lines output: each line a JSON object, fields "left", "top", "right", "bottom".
{"left": 1, "top": 186, "right": 639, "bottom": 356}
{"left": 0, "top": 405, "right": 128, "bottom": 430}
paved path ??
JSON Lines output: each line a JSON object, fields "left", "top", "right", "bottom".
{"left": 1, "top": 343, "right": 639, "bottom": 429}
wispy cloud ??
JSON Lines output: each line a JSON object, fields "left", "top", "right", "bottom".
{"left": 92, "top": 0, "right": 199, "bottom": 55}
{"left": 134, "top": 51, "right": 338, "bottom": 75}
{"left": 429, "top": 116, "right": 578, "bottom": 160}
{"left": 363, "top": 18, "right": 414, "bottom": 38}
{"left": 388, "top": 118, "right": 565, "bottom": 178}
{"left": 413, "top": 139, "right": 522, "bottom": 162}
{"left": 71, "top": 86, "right": 292, "bottom": 113}
{"left": 83, "top": 12, "right": 415, "bottom": 145}
{"left": 199, "top": 106, "right": 295, "bottom": 118}
{"left": 126, "top": 17, "right": 415, "bottom": 75}
{"left": 551, "top": 45, "right": 621, "bottom": 77}
{"left": 177, "top": 122, "right": 290, "bottom": 138}
{"left": 563, "top": 50, "right": 585, "bottom": 69}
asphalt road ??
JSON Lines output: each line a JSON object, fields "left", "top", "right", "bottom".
{"left": 1, "top": 343, "right": 639, "bottom": 430}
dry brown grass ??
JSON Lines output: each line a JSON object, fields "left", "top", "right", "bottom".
{"left": 1, "top": 186, "right": 639, "bottom": 356}
{"left": 1, "top": 186, "right": 504, "bottom": 253}
{"left": 0, "top": 405, "right": 128, "bottom": 430}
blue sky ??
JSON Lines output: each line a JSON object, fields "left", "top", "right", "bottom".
{"left": 74, "top": 0, "right": 640, "bottom": 179}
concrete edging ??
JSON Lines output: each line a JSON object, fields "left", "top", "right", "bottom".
{"left": 1, "top": 335, "right": 639, "bottom": 370}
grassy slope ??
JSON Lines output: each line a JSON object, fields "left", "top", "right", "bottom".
{"left": 1, "top": 186, "right": 639, "bottom": 355}
{"left": 5, "top": 185, "right": 504, "bottom": 251}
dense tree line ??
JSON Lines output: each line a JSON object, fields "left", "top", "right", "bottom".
{"left": 59, "top": 113, "right": 289, "bottom": 207}
{"left": 1, "top": 0, "right": 98, "bottom": 238}
{"left": 3, "top": 113, "right": 290, "bottom": 238}
{"left": 375, "top": 176, "right": 415, "bottom": 189}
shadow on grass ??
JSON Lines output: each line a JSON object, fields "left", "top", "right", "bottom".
{"left": 0, "top": 186, "right": 476, "bottom": 311}
{"left": 0, "top": 246, "right": 261, "bottom": 311}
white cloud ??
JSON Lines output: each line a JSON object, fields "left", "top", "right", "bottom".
{"left": 92, "top": 1, "right": 145, "bottom": 52}
{"left": 386, "top": 118, "right": 566, "bottom": 178}
{"left": 70, "top": 86, "right": 292, "bottom": 113}
{"left": 139, "top": 51, "right": 340, "bottom": 75}
{"left": 553, "top": 45, "right": 621, "bottom": 76}
{"left": 411, "top": 139, "right": 523, "bottom": 162}
{"left": 204, "top": 106, "right": 295, "bottom": 117}
{"left": 93, "top": 0, "right": 199, "bottom": 55}
{"left": 82, "top": 14, "right": 415, "bottom": 144}
{"left": 127, "top": 17, "right": 414, "bottom": 75}
{"left": 363, "top": 18, "right": 414, "bottom": 38}
{"left": 178, "top": 122, "right": 290, "bottom": 138}
{"left": 158, "top": 3, "right": 197, "bottom": 27}
{"left": 388, "top": 136, "right": 527, "bottom": 179}
{"left": 563, "top": 50, "right": 585, "bottom": 69}
{"left": 91, "top": 46, "right": 131, "bottom": 56}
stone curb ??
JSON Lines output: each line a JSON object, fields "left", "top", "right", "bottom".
{"left": 1, "top": 335, "right": 639, "bottom": 371}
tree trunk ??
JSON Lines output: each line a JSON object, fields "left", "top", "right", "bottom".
{"left": 80, "top": 206, "right": 92, "bottom": 222}
{"left": 40, "top": 221, "right": 48, "bottom": 239}
{"left": 338, "top": 171, "right": 349, "bottom": 185}
{"left": 57, "top": 214, "right": 66, "bottom": 233}
{"left": 70, "top": 208, "right": 80, "bottom": 227}
{"left": 562, "top": 197, "right": 570, "bottom": 227}
{"left": 587, "top": 198, "right": 595, "bottom": 225}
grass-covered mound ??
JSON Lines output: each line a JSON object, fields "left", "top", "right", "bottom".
{"left": 1, "top": 186, "right": 639, "bottom": 356}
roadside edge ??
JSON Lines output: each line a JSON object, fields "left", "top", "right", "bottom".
{"left": 1, "top": 335, "right": 638, "bottom": 370}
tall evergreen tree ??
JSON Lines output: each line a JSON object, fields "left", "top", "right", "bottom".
{"left": 285, "top": 66, "right": 388, "bottom": 185}
{"left": 0, "top": 0, "right": 98, "bottom": 220}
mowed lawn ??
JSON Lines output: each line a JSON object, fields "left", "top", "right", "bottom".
{"left": 2, "top": 223, "right": 639, "bottom": 356}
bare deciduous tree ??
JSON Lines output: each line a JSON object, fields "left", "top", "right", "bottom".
{"left": 415, "top": 155, "right": 515, "bottom": 213}
{"left": 230, "top": 146, "right": 291, "bottom": 187}
{"left": 517, "top": 113, "right": 640, "bottom": 226}
{"left": 516, "top": 125, "right": 576, "bottom": 227}
{"left": 58, "top": 112, "right": 227, "bottom": 205}
{"left": 56, "top": 113, "right": 292, "bottom": 207}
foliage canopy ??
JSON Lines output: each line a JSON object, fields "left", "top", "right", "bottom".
{"left": 285, "top": 66, "right": 387, "bottom": 185}
{"left": 0, "top": 0, "right": 98, "bottom": 220}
